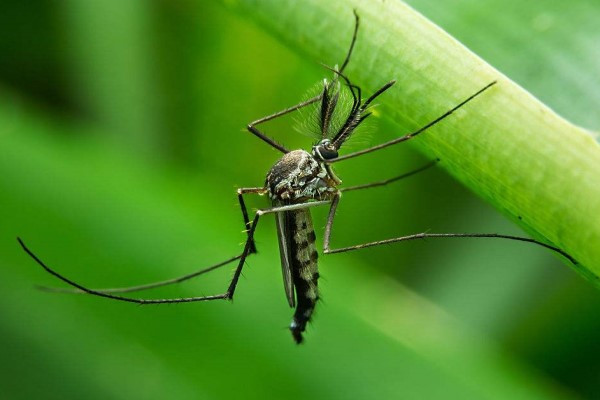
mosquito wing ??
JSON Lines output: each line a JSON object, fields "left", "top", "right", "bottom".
{"left": 275, "top": 207, "right": 295, "bottom": 308}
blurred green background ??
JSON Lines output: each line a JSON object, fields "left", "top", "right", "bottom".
{"left": 1, "top": 0, "right": 599, "bottom": 399}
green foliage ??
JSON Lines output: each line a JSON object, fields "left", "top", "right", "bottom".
{"left": 223, "top": 0, "right": 600, "bottom": 286}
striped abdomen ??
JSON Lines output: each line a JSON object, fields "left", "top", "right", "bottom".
{"left": 288, "top": 209, "right": 319, "bottom": 344}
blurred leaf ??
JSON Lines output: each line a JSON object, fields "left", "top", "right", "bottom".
{"left": 61, "top": 0, "right": 160, "bottom": 155}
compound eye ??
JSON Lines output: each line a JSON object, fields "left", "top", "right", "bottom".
{"left": 318, "top": 145, "right": 338, "bottom": 160}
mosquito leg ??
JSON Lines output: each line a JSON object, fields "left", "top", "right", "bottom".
{"left": 328, "top": 81, "right": 498, "bottom": 163}
{"left": 37, "top": 254, "right": 243, "bottom": 294}
{"left": 340, "top": 159, "right": 438, "bottom": 193}
{"left": 226, "top": 200, "right": 331, "bottom": 299}
{"left": 237, "top": 187, "right": 267, "bottom": 254}
{"left": 247, "top": 95, "right": 322, "bottom": 153}
{"left": 322, "top": 192, "right": 341, "bottom": 254}
{"left": 18, "top": 237, "right": 234, "bottom": 304}
{"left": 321, "top": 193, "right": 576, "bottom": 264}
{"left": 36, "top": 187, "right": 268, "bottom": 295}
{"left": 18, "top": 200, "right": 332, "bottom": 304}
{"left": 338, "top": 10, "right": 359, "bottom": 73}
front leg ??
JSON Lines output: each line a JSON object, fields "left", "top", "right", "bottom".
{"left": 329, "top": 81, "right": 497, "bottom": 163}
{"left": 340, "top": 159, "right": 438, "bottom": 193}
{"left": 247, "top": 95, "right": 322, "bottom": 153}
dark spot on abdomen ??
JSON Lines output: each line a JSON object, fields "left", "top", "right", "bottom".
{"left": 310, "top": 251, "right": 318, "bottom": 262}
{"left": 296, "top": 241, "right": 310, "bottom": 251}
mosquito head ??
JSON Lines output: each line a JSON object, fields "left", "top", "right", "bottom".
{"left": 312, "top": 139, "right": 338, "bottom": 161}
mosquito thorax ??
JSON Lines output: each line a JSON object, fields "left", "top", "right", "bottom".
{"left": 266, "top": 149, "right": 340, "bottom": 202}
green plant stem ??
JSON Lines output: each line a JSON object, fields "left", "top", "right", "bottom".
{"left": 220, "top": 0, "right": 600, "bottom": 285}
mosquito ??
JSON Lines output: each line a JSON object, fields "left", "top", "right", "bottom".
{"left": 18, "top": 11, "right": 576, "bottom": 344}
